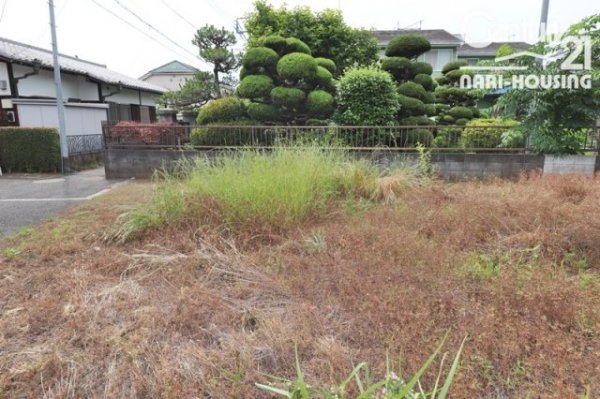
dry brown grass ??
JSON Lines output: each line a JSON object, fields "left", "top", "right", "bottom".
{"left": 1, "top": 175, "right": 600, "bottom": 398}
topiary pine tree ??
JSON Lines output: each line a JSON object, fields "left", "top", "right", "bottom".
{"left": 434, "top": 61, "right": 478, "bottom": 126}
{"left": 381, "top": 34, "right": 436, "bottom": 127}
{"left": 237, "top": 36, "right": 336, "bottom": 125}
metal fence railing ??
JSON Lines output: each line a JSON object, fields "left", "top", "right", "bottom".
{"left": 67, "top": 134, "right": 104, "bottom": 155}
{"left": 100, "top": 122, "right": 600, "bottom": 154}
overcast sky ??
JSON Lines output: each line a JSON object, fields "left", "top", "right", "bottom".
{"left": 0, "top": 0, "right": 597, "bottom": 78}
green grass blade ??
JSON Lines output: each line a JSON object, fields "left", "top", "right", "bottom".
{"left": 255, "top": 383, "right": 292, "bottom": 397}
{"left": 437, "top": 335, "right": 467, "bottom": 399}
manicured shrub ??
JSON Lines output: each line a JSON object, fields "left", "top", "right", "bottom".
{"left": 433, "top": 127, "right": 462, "bottom": 147}
{"left": 242, "top": 46, "right": 280, "bottom": 73}
{"left": 305, "top": 118, "right": 329, "bottom": 126}
{"left": 314, "top": 66, "right": 334, "bottom": 90}
{"left": 397, "top": 81, "right": 427, "bottom": 101}
{"left": 455, "top": 118, "right": 469, "bottom": 126}
{"left": 190, "top": 120, "right": 275, "bottom": 146}
{"left": 422, "top": 91, "right": 435, "bottom": 104}
{"left": 334, "top": 66, "right": 399, "bottom": 126}
{"left": 197, "top": 96, "right": 247, "bottom": 125}
{"left": 270, "top": 86, "right": 306, "bottom": 109}
{"left": 397, "top": 95, "right": 425, "bottom": 115}
{"left": 413, "top": 61, "right": 433, "bottom": 76}
{"left": 306, "top": 90, "right": 335, "bottom": 118}
{"left": 400, "top": 116, "right": 434, "bottom": 126}
{"left": 401, "top": 128, "right": 433, "bottom": 146}
{"left": 239, "top": 66, "right": 250, "bottom": 80}
{"left": 442, "top": 60, "right": 468, "bottom": 75}
{"left": 315, "top": 57, "right": 336, "bottom": 74}
{"left": 247, "top": 102, "right": 284, "bottom": 123}
{"left": 277, "top": 52, "right": 318, "bottom": 81}
{"left": 413, "top": 74, "right": 434, "bottom": 91}
{"left": 236, "top": 75, "right": 274, "bottom": 99}
{"left": 462, "top": 118, "right": 521, "bottom": 148}
{"left": 446, "top": 68, "right": 473, "bottom": 81}
{"left": 385, "top": 34, "right": 432, "bottom": 58}
{"left": 381, "top": 57, "right": 415, "bottom": 81}
{"left": 448, "top": 106, "right": 474, "bottom": 120}
{"left": 284, "top": 38, "right": 311, "bottom": 55}
{"left": 435, "top": 87, "right": 476, "bottom": 107}
{"left": 260, "top": 35, "right": 288, "bottom": 54}
{"left": 0, "top": 128, "right": 60, "bottom": 173}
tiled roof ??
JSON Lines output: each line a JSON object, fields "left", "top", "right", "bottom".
{"left": 370, "top": 29, "right": 463, "bottom": 47}
{"left": 0, "top": 36, "right": 166, "bottom": 93}
{"left": 458, "top": 42, "right": 532, "bottom": 57}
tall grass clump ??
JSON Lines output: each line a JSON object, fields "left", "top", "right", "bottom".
{"left": 109, "top": 146, "right": 387, "bottom": 241}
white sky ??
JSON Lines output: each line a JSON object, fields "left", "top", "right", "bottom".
{"left": 0, "top": 0, "right": 597, "bottom": 78}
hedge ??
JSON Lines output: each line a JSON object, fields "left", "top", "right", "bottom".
{"left": 197, "top": 97, "right": 247, "bottom": 125}
{"left": 0, "top": 127, "right": 61, "bottom": 173}
{"left": 190, "top": 120, "right": 276, "bottom": 146}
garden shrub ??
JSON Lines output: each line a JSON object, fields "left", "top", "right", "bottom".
{"left": 433, "top": 127, "right": 462, "bottom": 148}
{"left": 448, "top": 106, "right": 474, "bottom": 119}
{"left": 306, "top": 90, "right": 335, "bottom": 118}
{"left": 385, "top": 34, "right": 432, "bottom": 58}
{"left": 403, "top": 128, "right": 434, "bottom": 146}
{"left": 381, "top": 57, "right": 415, "bottom": 81}
{"left": 260, "top": 35, "right": 288, "bottom": 54}
{"left": 422, "top": 91, "right": 435, "bottom": 104}
{"left": 242, "top": 46, "right": 280, "bottom": 73}
{"left": 110, "top": 121, "right": 185, "bottom": 144}
{"left": 334, "top": 66, "right": 399, "bottom": 126}
{"left": 446, "top": 68, "right": 473, "bottom": 82}
{"left": 397, "top": 81, "right": 427, "bottom": 101}
{"left": 442, "top": 60, "right": 468, "bottom": 75}
{"left": 315, "top": 66, "right": 334, "bottom": 90}
{"left": 397, "top": 95, "right": 425, "bottom": 115}
{"left": 413, "top": 61, "right": 433, "bottom": 76}
{"left": 270, "top": 86, "right": 306, "bottom": 109}
{"left": 315, "top": 57, "right": 336, "bottom": 74}
{"left": 413, "top": 73, "right": 434, "bottom": 91}
{"left": 0, "top": 127, "right": 60, "bottom": 173}
{"left": 190, "top": 120, "right": 274, "bottom": 146}
{"left": 461, "top": 118, "right": 521, "bottom": 148}
{"left": 197, "top": 96, "right": 247, "bottom": 125}
{"left": 283, "top": 38, "right": 311, "bottom": 55}
{"left": 236, "top": 75, "right": 274, "bottom": 99}
{"left": 455, "top": 118, "right": 469, "bottom": 126}
{"left": 247, "top": 102, "right": 285, "bottom": 123}
{"left": 401, "top": 116, "right": 434, "bottom": 126}
{"left": 277, "top": 52, "right": 318, "bottom": 82}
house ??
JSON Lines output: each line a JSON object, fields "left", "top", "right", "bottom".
{"left": 139, "top": 60, "right": 199, "bottom": 91}
{"left": 0, "top": 36, "right": 165, "bottom": 136}
{"left": 370, "top": 29, "right": 463, "bottom": 75}
{"left": 457, "top": 42, "right": 532, "bottom": 65}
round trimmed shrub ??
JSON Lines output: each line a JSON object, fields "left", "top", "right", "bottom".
{"left": 400, "top": 116, "right": 434, "bottom": 126}
{"left": 436, "top": 75, "right": 450, "bottom": 86}
{"left": 381, "top": 57, "right": 416, "bottom": 81}
{"left": 413, "top": 62, "right": 433, "bottom": 76}
{"left": 314, "top": 66, "right": 334, "bottom": 89}
{"left": 197, "top": 96, "right": 247, "bottom": 125}
{"left": 398, "top": 95, "right": 425, "bottom": 115}
{"left": 306, "top": 90, "right": 334, "bottom": 118}
{"left": 413, "top": 74, "right": 434, "bottom": 91}
{"left": 446, "top": 68, "right": 473, "bottom": 81}
{"left": 236, "top": 75, "right": 274, "bottom": 99}
{"left": 247, "top": 102, "right": 284, "bottom": 123}
{"left": 277, "top": 52, "right": 318, "bottom": 82}
{"left": 403, "top": 128, "right": 434, "bottom": 146}
{"left": 442, "top": 60, "right": 468, "bottom": 75}
{"left": 385, "top": 34, "right": 432, "bottom": 58}
{"left": 448, "top": 106, "right": 474, "bottom": 119}
{"left": 315, "top": 57, "right": 336, "bottom": 74}
{"left": 441, "top": 114, "right": 455, "bottom": 123}
{"left": 242, "top": 46, "right": 280, "bottom": 73}
{"left": 455, "top": 118, "right": 469, "bottom": 126}
{"left": 191, "top": 120, "right": 273, "bottom": 146}
{"left": 397, "top": 81, "right": 427, "bottom": 101}
{"left": 270, "top": 86, "right": 306, "bottom": 108}
{"left": 422, "top": 91, "right": 435, "bottom": 104}
{"left": 261, "top": 35, "right": 288, "bottom": 54}
{"left": 283, "top": 38, "right": 311, "bottom": 55}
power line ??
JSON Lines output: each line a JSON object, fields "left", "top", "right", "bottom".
{"left": 111, "top": 0, "right": 200, "bottom": 61}
{"left": 88, "top": 0, "right": 202, "bottom": 67}
{"left": 0, "top": 0, "right": 8, "bottom": 24}
{"left": 159, "top": 0, "right": 196, "bottom": 30}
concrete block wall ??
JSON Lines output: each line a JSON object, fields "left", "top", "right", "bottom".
{"left": 543, "top": 155, "right": 598, "bottom": 176}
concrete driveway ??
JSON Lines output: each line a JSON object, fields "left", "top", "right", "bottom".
{"left": 0, "top": 168, "right": 125, "bottom": 239}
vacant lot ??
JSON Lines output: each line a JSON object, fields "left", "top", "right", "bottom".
{"left": 1, "top": 169, "right": 599, "bottom": 398}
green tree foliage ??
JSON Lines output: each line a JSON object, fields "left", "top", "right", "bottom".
{"left": 245, "top": 0, "right": 378, "bottom": 75}
{"left": 495, "top": 13, "right": 600, "bottom": 154}
{"left": 192, "top": 25, "right": 240, "bottom": 97}
{"left": 334, "top": 66, "right": 399, "bottom": 126}
{"left": 196, "top": 96, "right": 248, "bottom": 125}
{"left": 435, "top": 61, "right": 478, "bottom": 125}
{"left": 237, "top": 36, "right": 336, "bottom": 125}
{"left": 156, "top": 71, "right": 216, "bottom": 109}
{"left": 385, "top": 34, "right": 432, "bottom": 59}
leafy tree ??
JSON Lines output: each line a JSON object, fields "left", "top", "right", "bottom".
{"left": 156, "top": 71, "right": 216, "bottom": 109}
{"left": 495, "top": 13, "right": 600, "bottom": 154}
{"left": 434, "top": 61, "right": 478, "bottom": 126}
{"left": 245, "top": 1, "right": 378, "bottom": 75}
{"left": 192, "top": 25, "right": 240, "bottom": 97}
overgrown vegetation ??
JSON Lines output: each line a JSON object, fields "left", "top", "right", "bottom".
{"left": 0, "top": 127, "right": 61, "bottom": 172}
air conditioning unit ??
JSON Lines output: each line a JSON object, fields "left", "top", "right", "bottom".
{"left": 0, "top": 80, "right": 7, "bottom": 90}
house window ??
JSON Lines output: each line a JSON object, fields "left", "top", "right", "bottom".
{"left": 420, "top": 48, "right": 454, "bottom": 74}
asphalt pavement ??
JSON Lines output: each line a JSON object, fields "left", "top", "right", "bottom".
{"left": 0, "top": 167, "right": 125, "bottom": 239}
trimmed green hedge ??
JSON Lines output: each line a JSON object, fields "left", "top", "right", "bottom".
{"left": 0, "top": 127, "right": 61, "bottom": 173}
{"left": 190, "top": 120, "right": 276, "bottom": 146}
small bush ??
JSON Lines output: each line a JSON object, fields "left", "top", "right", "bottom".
{"left": 442, "top": 60, "right": 468, "bottom": 75}
{"left": 397, "top": 81, "right": 427, "bottom": 101}
{"left": 400, "top": 128, "right": 434, "bottom": 146}
{"left": 413, "top": 73, "right": 434, "bottom": 91}
{"left": 433, "top": 127, "right": 462, "bottom": 147}
{"left": 0, "top": 128, "right": 60, "bottom": 173}
{"left": 306, "top": 90, "right": 335, "bottom": 118}
{"left": 398, "top": 94, "right": 425, "bottom": 115}
{"left": 242, "top": 47, "right": 279, "bottom": 73}
{"left": 314, "top": 66, "right": 334, "bottom": 90}
{"left": 448, "top": 106, "right": 474, "bottom": 120}
{"left": 110, "top": 121, "right": 185, "bottom": 144}
{"left": 422, "top": 91, "right": 435, "bottom": 104}
{"left": 260, "top": 35, "right": 288, "bottom": 54}
{"left": 413, "top": 61, "right": 433, "bottom": 76}
{"left": 197, "top": 96, "right": 247, "bottom": 125}
{"left": 236, "top": 75, "right": 274, "bottom": 99}
{"left": 283, "top": 38, "right": 312, "bottom": 55}
{"left": 381, "top": 57, "right": 415, "bottom": 81}
{"left": 277, "top": 52, "right": 318, "bottom": 82}
{"left": 190, "top": 120, "right": 277, "bottom": 146}
{"left": 315, "top": 57, "right": 336, "bottom": 74}
{"left": 270, "top": 86, "right": 306, "bottom": 109}
{"left": 455, "top": 118, "right": 469, "bottom": 126}
{"left": 462, "top": 118, "right": 521, "bottom": 148}
{"left": 247, "top": 102, "right": 284, "bottom": 123}
{"left": 446, "top": 68, "right": 473, "bottom": 82}
{"left": 385, "top": 34, "right": 432, "bottom": 58}
{"left": 400, "top": 116, "right": 434, "bottom": 126}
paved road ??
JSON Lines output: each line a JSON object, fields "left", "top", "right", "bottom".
{"left": 0, "top": 168, "right": 125, "bottom": 238}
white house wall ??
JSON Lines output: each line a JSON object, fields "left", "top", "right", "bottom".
{"left": 12, "top": 64, "right": 99, "bottom": 101}
{"left": 16, "top": 101, "right": 107, "bottom": 136}
{"left": 0, "top": 62, "right": 12, "bottom": 96}
{"left": 102, "top": 85, "right": 158, "bottom": 106}
{"left": 142, "top": 74, "right": 192, "bottom": 91}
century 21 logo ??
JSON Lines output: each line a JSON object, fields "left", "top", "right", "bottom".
{"left": 560, "top": 35, "right": 592, "bottom": 71}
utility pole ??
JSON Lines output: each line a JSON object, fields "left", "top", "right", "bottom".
{"left": 48, "top": 0, "right": 70, "bottom": 174}
{"left": 539, "top": 0, "right": 550, "bottom": 40}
